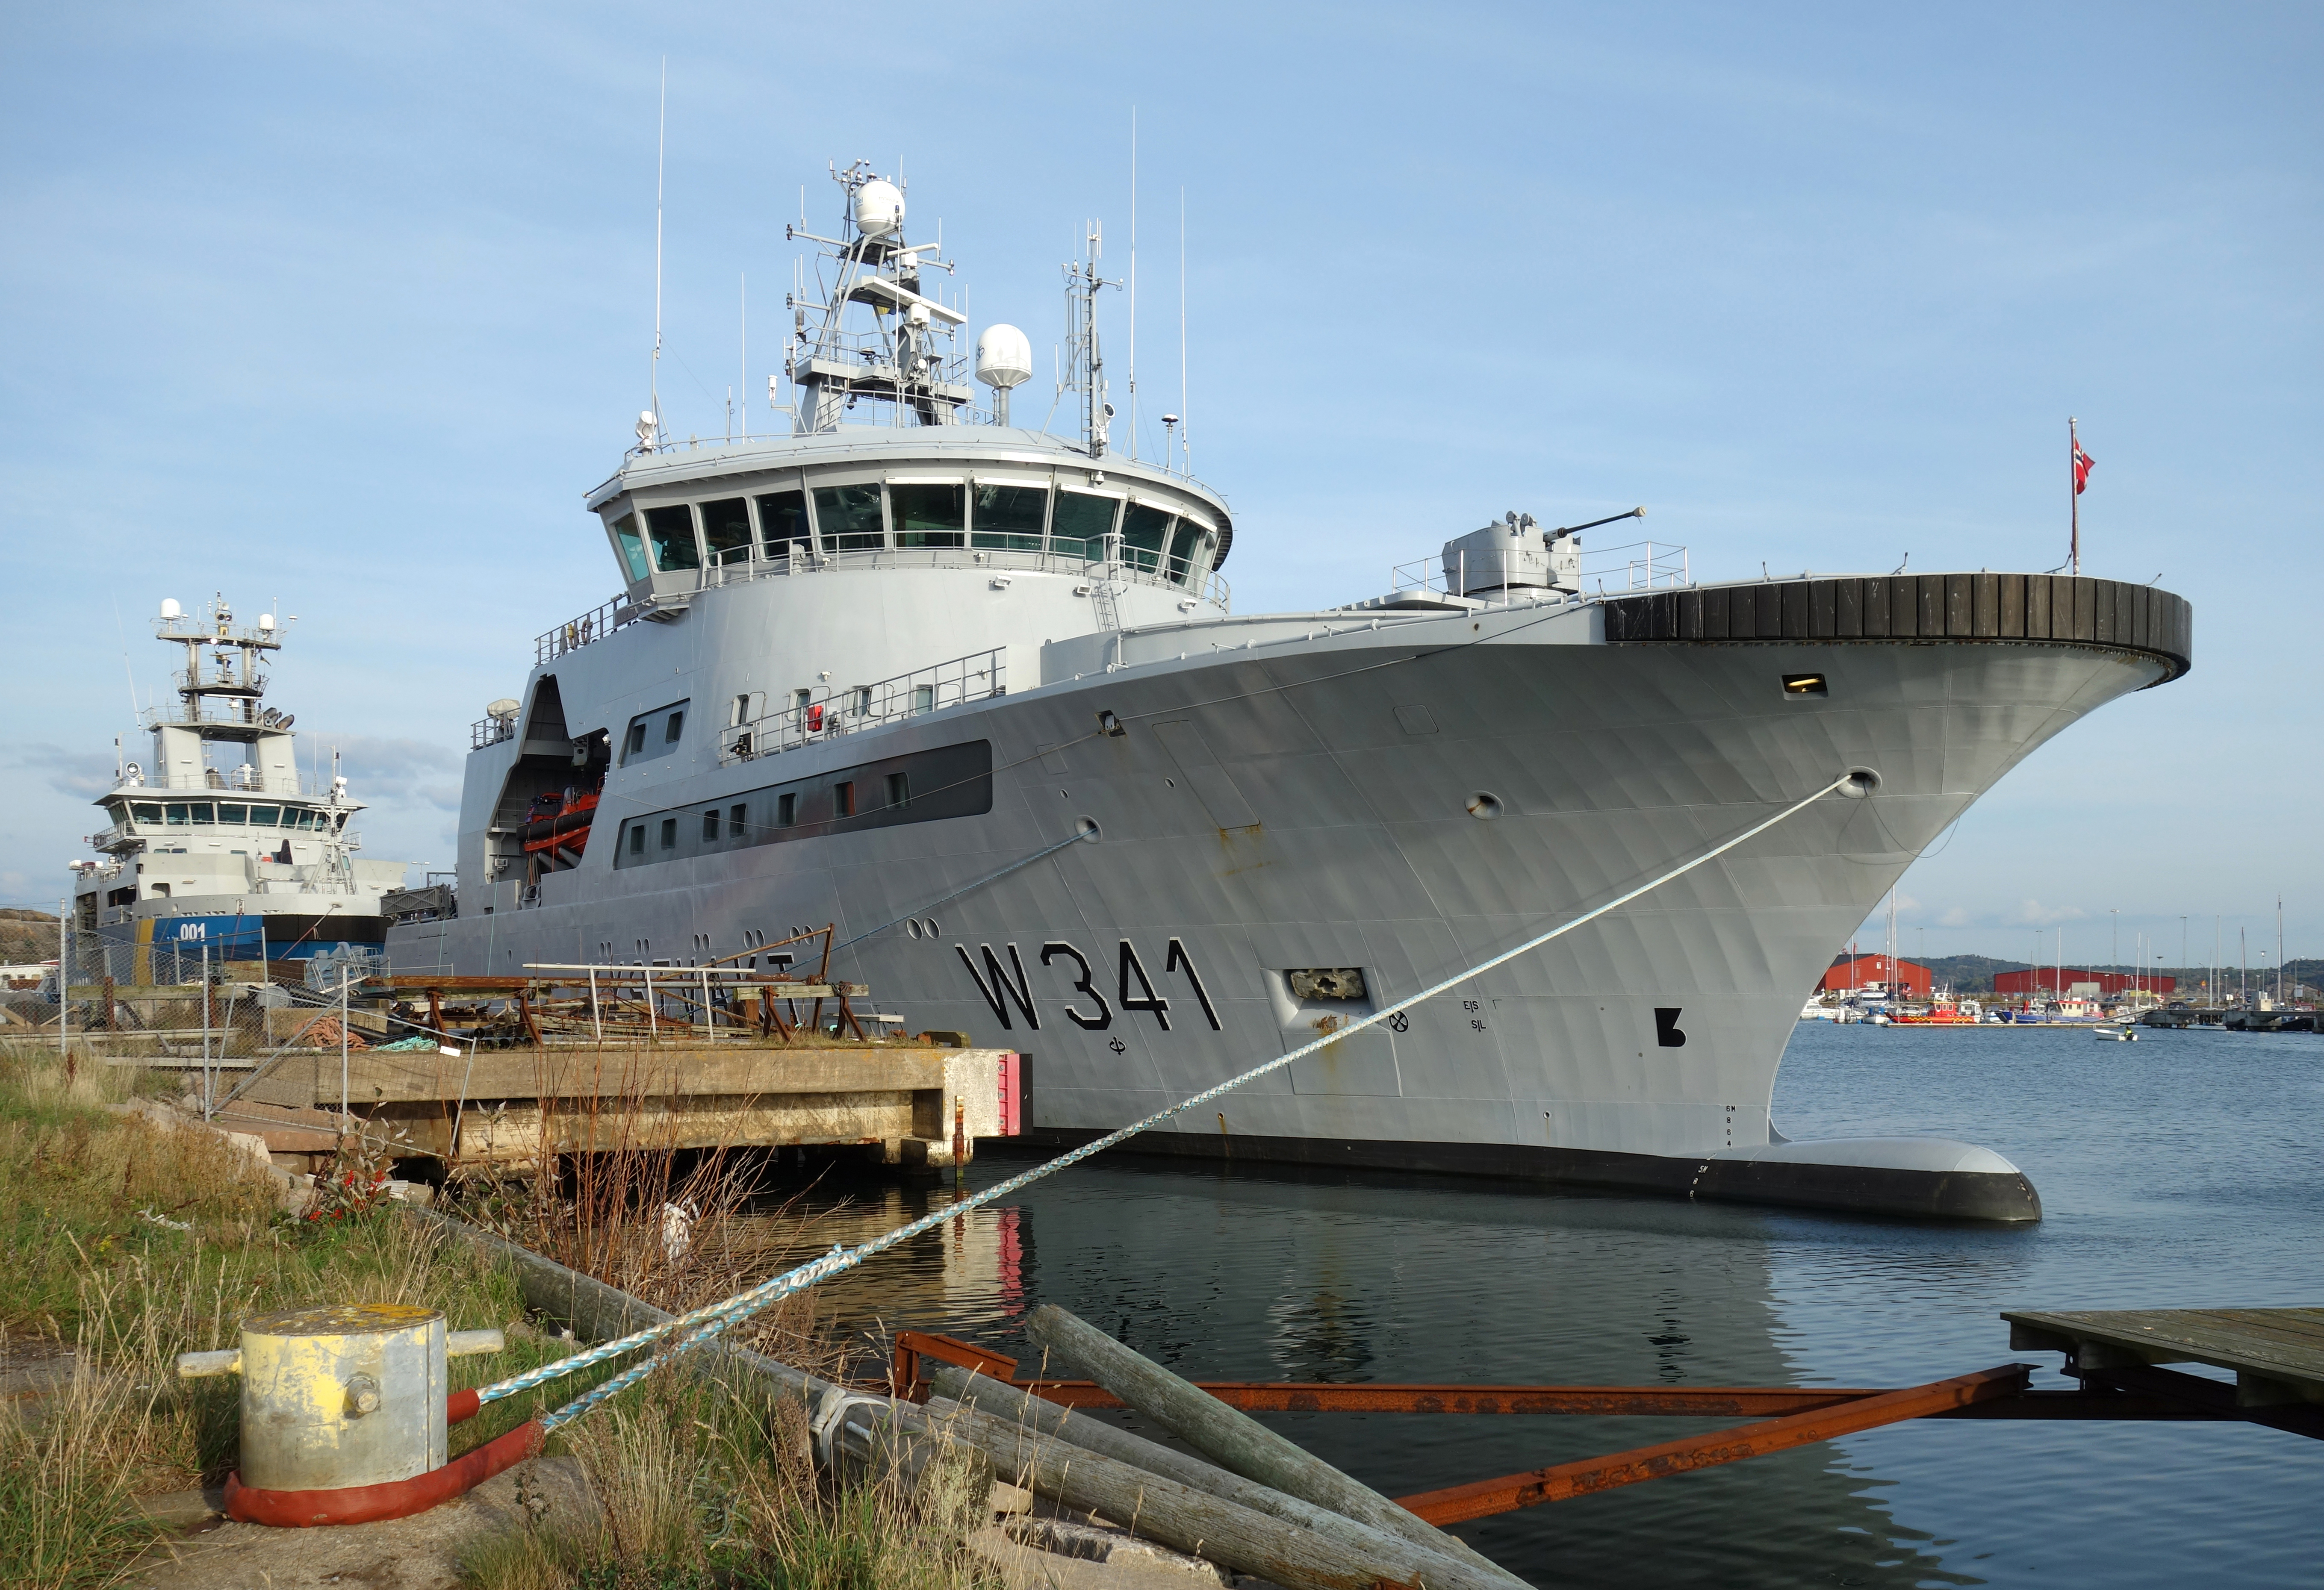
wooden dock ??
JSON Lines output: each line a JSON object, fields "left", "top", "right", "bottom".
{"left": 240, "top": 1039, "right": 1017, "bottom": 1176}
{"left": 2005, "top": 1306, "right": 2324, "bottom": 1422}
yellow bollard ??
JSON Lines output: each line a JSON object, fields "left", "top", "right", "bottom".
{"left": 180, "top": 1302, "right": 504, "bottom": 1493}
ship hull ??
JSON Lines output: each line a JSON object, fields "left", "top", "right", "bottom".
{"left": 394, "top": 601, "right": 2170, "bottom": 1222}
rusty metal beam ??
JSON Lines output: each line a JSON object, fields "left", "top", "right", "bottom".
{"left": 1392, "top": 1363, "right": 2033, "bottom": 1525}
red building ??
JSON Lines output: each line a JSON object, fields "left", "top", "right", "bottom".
{"left": 1994, "top": 969, "right": 2175, "bottom": 998}
{"left": 1820, "top": 954, "right": 1933, "bottom": 998}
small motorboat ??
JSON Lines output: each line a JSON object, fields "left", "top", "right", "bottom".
{"left": 2093, "top": 1022, "right": 2138, "bottom": 1042}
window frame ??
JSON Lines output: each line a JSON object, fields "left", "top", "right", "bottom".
{"left": 697, "top": 496, "right": 754, "bottom": 567}
{"left": 967, "top": 475, "right": 1052, "bottom": 552}
{"left": 641, "top": 502, "right": 703, "bottom": 573}
{"left": 809, "top": 477, "right": 889, "bottom": 553}
{"left": 1049, "top": 488, "right": 1124, "bottom": 563}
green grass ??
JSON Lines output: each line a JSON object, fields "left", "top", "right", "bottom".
{"left": 0, "top": 1041, "right": 995, "bottom": 1590}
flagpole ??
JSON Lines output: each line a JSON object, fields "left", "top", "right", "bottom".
{"left": 2069, "top": 415, "right": 2079, "bottom": 576}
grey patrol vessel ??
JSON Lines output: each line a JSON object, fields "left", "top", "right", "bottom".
{"left": 391, "top": 161, "right": 2193, "bottom": 1221}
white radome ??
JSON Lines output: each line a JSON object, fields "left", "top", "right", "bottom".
{"left": 854, "top": 179, "right": 905, "bottom": 238}
{"left": 975, "top": 324, "right": 1034, "bottom": 390}
{"left": 159, "top": 598, "right": 182, "bottom": 620}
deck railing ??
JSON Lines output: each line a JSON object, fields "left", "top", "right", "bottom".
{"left": 717, "top": 647, "right": 1007, "bottom": 764}
{"left": 534, "top": 550, "right": 1230, "bottom": 668}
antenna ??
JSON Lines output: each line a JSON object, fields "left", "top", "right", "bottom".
{"left": 740, "top": 271, "right": 747, "bottom": 441}
{"left": 650, "top": 59, "right": 667, "bottom": 439}
{"left": 1178, "top": 186, "right": 1188, "bottom": 478}
{"left": 1120, "top": 109, "right": 1129, "bottom": 460}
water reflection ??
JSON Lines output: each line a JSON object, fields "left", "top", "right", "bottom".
{"left": 695, "top": 1025, "right": 2321, "bottom": 1587}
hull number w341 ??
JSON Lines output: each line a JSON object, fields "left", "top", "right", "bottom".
{"left": 955, "top": 939, "right": 1221, "bottom": 1034}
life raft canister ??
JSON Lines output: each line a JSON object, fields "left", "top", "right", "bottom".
{"left": 806, "top": 703, "right": 824, "bottom": 731}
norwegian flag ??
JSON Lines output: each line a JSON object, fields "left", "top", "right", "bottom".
{"left": 2072, "top": 438, "right": 2096, "bottom": 495}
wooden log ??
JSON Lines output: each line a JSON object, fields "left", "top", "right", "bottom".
{"left": 940, "top": 1401, "right": 1480, "bottom": 1590}
{"left": 928, "top": 1370, "right": 1501, "bottom": 1590}
{"left": 1026, "top": 1302, "right": 1526, "bottom": 1589}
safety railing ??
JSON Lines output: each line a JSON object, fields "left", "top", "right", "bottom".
{"left": 718, "top": 647, "right": 1007, "bottom": 763}
{"left": 138, "top": 700, "right": 280, "bottom": 731}
{"left": 471, "top": 714, "right": 518, "bottom": 751}
{"left": 1387, "top": 537, "right": 1692, "bottom": 602}
{"left": 106, "top": 770, "right": 335, "bottom": 798}
{"left": 535, "top": 594, "right": 640, "bottom": 665}
{"left": 537, "top": 551, "right": 1230, "bottom": 666}
{"left": 1584, "top": 538, "right": 1690, "bottom": 592}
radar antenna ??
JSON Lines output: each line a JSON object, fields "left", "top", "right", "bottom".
{"left": 785, "top": 160, "right": 968, "bottom": 434}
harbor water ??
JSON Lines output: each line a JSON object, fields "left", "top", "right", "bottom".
{"left": 770, "top": 1022, "right": 2323, "bottom": 1587}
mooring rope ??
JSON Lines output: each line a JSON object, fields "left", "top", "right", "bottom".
{"left": 479, "top": 770, "right": 1863, "bottom": 1427}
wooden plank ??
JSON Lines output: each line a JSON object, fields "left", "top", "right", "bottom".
{"left": 2003, "top": 1307, "right": 2324, "bottom": 1391}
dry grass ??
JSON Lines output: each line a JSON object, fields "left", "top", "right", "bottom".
{"left": 0, "top": 1039, "right": 568, "bottom": 1589}
{"left": 464, "top": 1367, "right": 998, "bottom": 1590}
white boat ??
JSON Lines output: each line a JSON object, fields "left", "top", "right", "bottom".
{"left": 2094, "top": 1022, "right": 2139, "bottom": 1042}
{"left": 70, "top": 598, "right": 414, "bottom": 984}
{"left": 388, "top": 162, "right": 2194, "bottom": 1222}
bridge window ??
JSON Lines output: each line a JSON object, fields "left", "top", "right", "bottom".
{"left": 218, "top": 804, "right": 247, "bottom": 823}
{"left": 756, "top": 490, "right": 811, "bottom": 556}
{"left": 813, "top": 484, "right": 886, "bottom": 551}
{"left": 165, "top": 804, "right": 190, "bottom": 824}
{"left": 1121, "top": 503, "right": 1174, "bottom": 575}
{"left": 700, "top": 498, "right": 752, "bottom": 565}
{"left": 891, "top": 483, "right": 966, "bottom": 548}
{"left": 971, "top": 483, "right": 1048, "bottom": 551}
{"left": 132, "top": 803, "right": 162, "bottom": 822}
{"left": 610, "top": 513, "right": 651, "bottom": 582}
{"left": 249, "top": 805, "right": 280, "bottom": 825}
{"left": 1051, "top": 491, "right": 1119, "bottom": 561}
{"left": 188, "top": 802, "right": 215, "bottom": 824}
{"left": 1166, "top": 520, "right": 1207, "bottom": 586}
{"left": 644, "top": 505, "right": 701, "bottom": 572}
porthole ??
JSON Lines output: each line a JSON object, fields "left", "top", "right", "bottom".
{"left": 905, "top": 919, "right": 923, "bottom": 940}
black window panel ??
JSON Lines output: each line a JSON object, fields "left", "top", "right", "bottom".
{"left": 665, "top": 710, "right": 684, "bottom": 743}
{"left": 970, "top": 483, "right": 1047, "bottom": 551}
{"left": 700, "top": 497, "right": 752, "bottom": 565}
{"left": 755, "top": 491, "right": 812, "bottom": 556}
{"left": 813, "top": 483, "right": 885, "bottom": 551}
{"left": 627, "top": 723, "right": 646, "bottom": 756}
{"left": 1165, "top": 519, "right": 1206, "bottom": 586}
{"left": 1050, "top": 492, "right": 1118, "bottom": 561}
{"left": 611, "top": 742, "right": 993, "bottom": 871}
{"left": 891, "top": 483, "right": 966, "bottom": 548}
{"left": 1121, "top": 503, "right": 1173, "bottom": 574}
{"left": 644, "top": 505, "right": 700, "bottom": 571}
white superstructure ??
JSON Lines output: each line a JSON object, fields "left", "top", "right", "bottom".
{"left": 390, "top": 163, "right": 2195, "bottom": 1221}
{"left": 73, "top": 596, "right": 410, "bottom": 981}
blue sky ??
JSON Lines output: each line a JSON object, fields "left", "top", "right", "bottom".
{"left": 4, "top": 3, "right": 2317, "bottom": 971}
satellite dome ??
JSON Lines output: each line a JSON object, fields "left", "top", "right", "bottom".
{"left": 257, "top": 613, "right": 275, "bottom": 632}
{"left": 487, "top": 698, "right": 520, "bottom": 719}
{"left": 975, "top": 324, "right": 1034, "bottom": 390}
{"left": 854, "top": 179, "right": 905, "bottom": 238}
{"left": 159, "top": 598, "right": 182, "bottom": 620}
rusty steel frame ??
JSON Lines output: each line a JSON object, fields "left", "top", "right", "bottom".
{"left": 1391, "top": 1363, "right": 2032, "bottom": 1525}
{"left": 888, "top": 1329, "right": 2302, "bottom": 1528}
